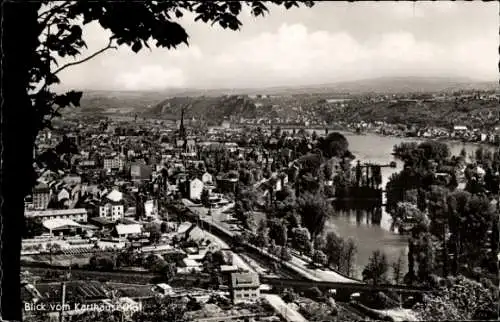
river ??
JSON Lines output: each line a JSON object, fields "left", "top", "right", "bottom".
{"left": 312, "top": 131, "right": 496, "bottom": 278}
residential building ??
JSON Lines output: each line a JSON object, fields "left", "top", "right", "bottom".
{"left": 57, "top": 188, "right": 71, "bottom": 202}
{"left": 228, "top": 272, "right": 260, "bottom": 304}
{"left": 189, "top": 178, "right": 204, "bottom": 201}
{"left": 131, "top": 163, "right": 152, "bottom": 182}
{"left": 99, "top": 190, "right": 124, "bottom": 221}
{"left": 32, "top": 183, "right": 50, "bottom": 210}
{"left": 99, "top": 202, "right": 124, "bottom": 221}
{"left": 201, "top": 172, "right": 213, "bottom": 184}
{"left": 104, "top": 155, "right": 124, "bottom": 171}
{"left": 144, "top": 200, "right": 158, "bottom": 218}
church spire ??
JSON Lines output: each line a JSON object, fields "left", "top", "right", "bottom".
{"left": 179, "top": 105, "right": 186, "bottom": 140}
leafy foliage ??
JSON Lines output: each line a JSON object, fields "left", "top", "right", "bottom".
{"left": 322, "top": 232, "right": 357, "bottom": 276}
{"left": 312, "top": 249, "right": 327, "bottom": 266}
{"left": 291, "top": 226, "right": 312, "bottom": 254}
{"left": 317, "top": 132, "right": 354, "bottom": 159}
{"left": 413, "top": 275, "right": 499, "bottom": 321}
{"left": 362, "top": 250, "right": 390, "bottom": 285}
{"left": 267, "top": 218, "right": 288, "bottom": 246}
{"left": 133, "top": 295, "right": 188, "bottom": 322}
{"left": 255, "top": 218, "right": 270, "bottom": 248}
{"left": 281, "top": 288, "right": 298, "bottom": 303}
{"left": 23, "top": 217, "right": 45, "bottom": 238}
{"left": 391, "top": 250, "right": 405, "bottom": 284}
{"left": 297, "top": 192, "right": 332, "bottom": 240}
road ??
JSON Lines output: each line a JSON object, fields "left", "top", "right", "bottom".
{"left": 376, "top": 308, "right": 419, "bottom": 322}
{"left": 183, "top": 199, "right": 362, "bottom": 284}
{"left": 198, "top": 228, "right": 255, "bottom": 273}
{"left": 262, "top": 294, "right": 308, "bottom": 322}
{"left": 287, "top": 253, "right": 361, "bottom": 283}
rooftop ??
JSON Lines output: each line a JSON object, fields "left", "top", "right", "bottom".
{"left": 230, "top": 272, "right": 260, "bottom": 288}
{"left": 25, "top": 208, "right": 88, "bottom": 217}
{"left": 115, "top": 224, "right": 142, "bottom": 235}
{"left": 106, "top": 189, "right": 123, "bottom": 202}
{"left": 42, "top": 218, "right": 82, "bottom": 230}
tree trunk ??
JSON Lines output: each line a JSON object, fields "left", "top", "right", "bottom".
{"left": 2, "top": 2, "right": 40, "bottom": 320}
{"left": 442, "top": 222, "right": 448, "bottom": 277}
{"left": 407, "top": 239, "right": 415, "bottom": 283}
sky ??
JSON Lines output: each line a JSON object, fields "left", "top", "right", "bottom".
{"left": 55, "top": 1, "right": 499, "bottom": 91}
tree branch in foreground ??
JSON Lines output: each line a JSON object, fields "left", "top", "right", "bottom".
{"left": 38, "top": 1, "right": 73, "bottom": 26}
{"left": 52, "top": 38, "right": 117, "bottom": 76}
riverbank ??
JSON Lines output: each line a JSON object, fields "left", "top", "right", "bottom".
{"left": 243, "top": 123, "right": 499, "bottom": 149}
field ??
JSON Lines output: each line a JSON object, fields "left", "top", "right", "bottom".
{"left": 22, "top": 254, "right": 93, "bottom": 267}
{"left": 22, "top": 266, "right": 160, "bottom": 284}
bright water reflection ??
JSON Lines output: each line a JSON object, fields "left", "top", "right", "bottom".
{"left": 322, "top": 131, "right": 496, "bottom": 274}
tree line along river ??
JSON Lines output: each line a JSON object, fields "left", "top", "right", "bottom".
{"left": 303, "top": 130, "right": 497, "bottom": 278}
{"left": 207, "top": 125, "right": 495, "bottom": 278}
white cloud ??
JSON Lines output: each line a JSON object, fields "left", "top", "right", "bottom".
{"left": 54, "top": 3, "right": 498, "bottom": 90}
{"left": 207, "top": 23, "right": 497, "bottom": 87}
{"left": 115, "top": 65, "right": 186, "bottom": 90}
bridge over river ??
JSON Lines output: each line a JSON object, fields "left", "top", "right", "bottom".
{"left": 260, "top": 277, "right": 432, "bottom": 295}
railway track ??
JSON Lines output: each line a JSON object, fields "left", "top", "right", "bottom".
{"left": 260, "top": 277, "right": 432, "bottom": 294}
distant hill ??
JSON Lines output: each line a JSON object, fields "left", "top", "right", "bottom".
{"left": 334, "top": 98, "right": 500, "bottom": 129}
{"left": 67, "top": 77, "right": 498, "bottom": 118}
{"left": 147, "top": 76, "right": 497, "bottom": 96}
{"left": 65, "top": 90, "right": 169, "bottom": 116}
{"left": 145, "top": 95, "right": 259, "bottom": 121}
{"left": 320, "top": 76, "right": 497, "bottom": 94}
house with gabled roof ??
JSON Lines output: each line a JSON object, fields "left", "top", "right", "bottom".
{"left": 113, "top": 224, "right": 142, "bottom": 238}
{"left": 99, "top": 189, "right": 124, "bottom": 221}
{"left": 229, "top": 272, "right": 260, "bottom": 304}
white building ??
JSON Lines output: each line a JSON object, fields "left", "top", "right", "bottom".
{"left": 57, "top": 188, "right": 70, "bottom": 202}
{"left": 99, "top": 203, "right": 124, "bottom": 222}
{"left": 114, "top": 224, "right": 142, "bottom": 238}
{"left": 25, "top": 208, "right": 88, "bottom": 223}
{"left": 201, "top": 172, "right": 213, "bottom": 184}
{"left": 189, "top": 178, "right": 204, "bottom": 201}
{"left": 453, "top": 125, "right": 468, "bottom": 132}
{"left": 229, "top": 272, "right": 260, "bottom": 304}
{"left": 42, "top": 218, "right": 82, "bottom": 236}
{"left": 99, "top": 189, "right": 124, "bottom": 221}
{"left": 144, "top": 200, "right": 158, "bottom": 218}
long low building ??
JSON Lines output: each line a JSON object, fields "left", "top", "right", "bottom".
{"left": 25, "top": 208, "right": 88, "bottom": 223}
